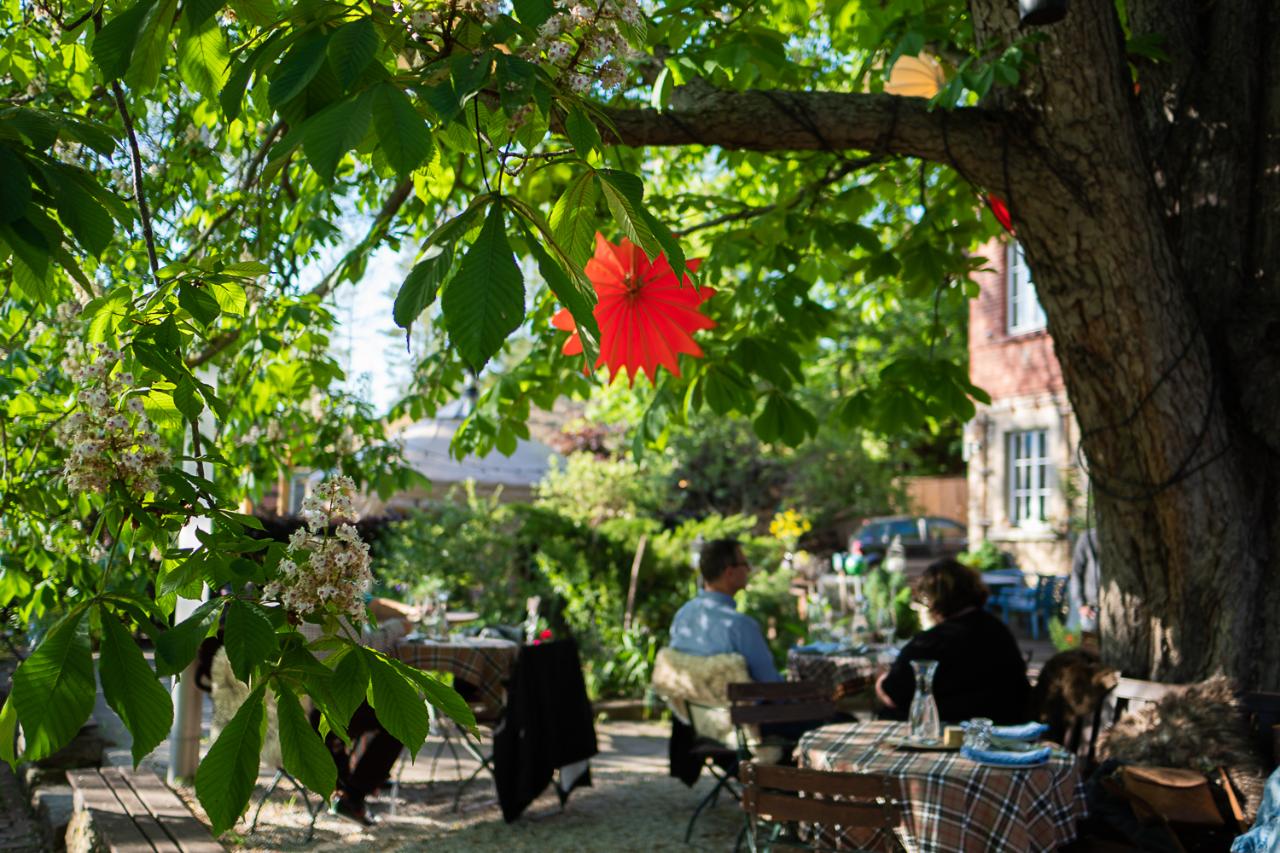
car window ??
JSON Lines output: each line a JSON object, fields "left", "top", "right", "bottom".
{"left": 930, "top": 520, "right": 966, "bottom": 543}
{"left": 888, "top": 520, "right": 921, "bottom": 542}
{"left": 857, "top": 523, "right": 886, "bottom": 542}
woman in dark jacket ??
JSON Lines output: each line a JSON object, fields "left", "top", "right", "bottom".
{"left": 875, "top": 558, "right": 1030, "bottom": 725}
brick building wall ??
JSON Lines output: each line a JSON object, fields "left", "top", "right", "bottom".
{"left": 965, "top": 239, "right": 1082, "bottom": 577}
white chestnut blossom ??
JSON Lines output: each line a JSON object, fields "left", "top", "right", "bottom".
{"left": 262, "top": 476, "right": 373, "bottom": 624}
{"left": 60, "top": 341, "right": 168, "bottom": 497}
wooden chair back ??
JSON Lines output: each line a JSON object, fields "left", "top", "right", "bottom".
{"left": 1241, "top": 691, "right": 1280, "bottom": 770}
{"left": 728, "top": 681, "right": 837, "bottom": 727}
{"left": 741, "top": 761, "right": 902, "bottom": 834}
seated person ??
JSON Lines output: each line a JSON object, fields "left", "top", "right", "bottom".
{"left": 669, "top": 538, "right": 781, "bottom": 683}
{"left": 876, "top": 559, "right": 1030, "bottom": 725}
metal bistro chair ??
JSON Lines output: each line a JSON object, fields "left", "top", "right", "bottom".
{"left": 740, "top": 761, "right": 905, "bottom": 852}
{"left": 680, "top": 696, "right": 747, "bottom": 843}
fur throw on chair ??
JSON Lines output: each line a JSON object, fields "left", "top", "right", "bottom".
{"left": 210, "top": 647, "right": 283, "bottom": 769}
{"left": 651, "top": 647, "right": 750, "bottom": 746}
{"left": 1098, "top": 674, "right": 1267, "bottom": 820}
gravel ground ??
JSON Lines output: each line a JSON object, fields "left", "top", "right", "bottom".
{"left": 190, "top": 720, "right": 743, "bottom": 853}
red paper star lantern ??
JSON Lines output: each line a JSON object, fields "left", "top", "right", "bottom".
{"left": 984, "top": 194, "right": 1015, "bottom": 233}
{"left": 553, "top": 233, "right": 715, "bottom": 385}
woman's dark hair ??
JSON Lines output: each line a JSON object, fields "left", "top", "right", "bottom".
{"left": 700, "top": 538, "right": 743, "bottom": 584}
{"left": 913, "top": 558, "right": 989, "bottom": 618}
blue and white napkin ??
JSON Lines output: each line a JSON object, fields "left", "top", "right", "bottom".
{"left": 961, "top": 744, "right": 1052, "bottom": 766}
{"left": 989, "top": 721, "right": 1049, "bottom": 741}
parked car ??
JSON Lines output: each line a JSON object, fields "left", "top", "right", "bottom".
{"left": 848, "top": 515, "right": 968, "bottom": 574}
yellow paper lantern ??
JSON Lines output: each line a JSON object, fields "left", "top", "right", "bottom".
{"left": 884, "top": 53, "right": 946, "bottom": 99}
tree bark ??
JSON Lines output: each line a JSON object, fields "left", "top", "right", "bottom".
{"left": 595, "top": 0, "right": 1280, "bottom": 689}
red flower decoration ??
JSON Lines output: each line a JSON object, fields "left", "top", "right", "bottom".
{"left": 553, "top": 234, "right": 715, "bottom": 385}
{"left": 984, "top": 194, "right": 1015, "bottom": 234}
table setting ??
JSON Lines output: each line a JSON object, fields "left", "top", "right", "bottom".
{"left": 796, "top": 658, "right": 1087, "bottom": 852}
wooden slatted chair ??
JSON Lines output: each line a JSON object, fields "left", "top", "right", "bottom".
{"left": 740, "top": 761, "right": 904, "bottom": 852}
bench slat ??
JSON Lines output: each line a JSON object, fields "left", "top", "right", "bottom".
{"left": 68, "top": 770, "right": 157, "bottom": 853}
{"left": 118, "top": 771, "right": 225, "bottom": 853}
{"left": 100, "top": 769, "right": 182, "bottom": 853}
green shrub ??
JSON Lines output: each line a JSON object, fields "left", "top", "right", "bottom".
{"left": 958, "top": 540, "right": 1013, "bottom": 572}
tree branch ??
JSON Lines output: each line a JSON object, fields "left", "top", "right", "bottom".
{"left": 96, "top": 17, "right": 162, "bottom": 286}
{"left": 596, "top": 87, "right": 1012, "bottom": 188}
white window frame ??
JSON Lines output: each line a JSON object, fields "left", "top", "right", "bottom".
{"left": 1006, "top": 242, "right": 1046, "bottom": 334}
{"left": 1008, "top": 429, "right": 1050, "bottom": 526}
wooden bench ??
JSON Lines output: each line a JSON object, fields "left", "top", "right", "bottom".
{"left": 66, "top": 768, "right": 223, "bottom": 853}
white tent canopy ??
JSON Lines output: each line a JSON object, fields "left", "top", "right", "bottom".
{"left": 370, "top": 408, "right": 562, "bottom": 509}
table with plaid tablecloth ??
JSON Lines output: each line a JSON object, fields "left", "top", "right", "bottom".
{"left": 798, "top": 721, "right": 1086, "bottom": 853}
{"left": 391, "top": 637, "right": 519, "bottom": 710}
{"left": 786, "top": 648, "right": 879, "bottom": 692}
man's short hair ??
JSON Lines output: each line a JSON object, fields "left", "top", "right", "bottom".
{"left": 913, "top": 558, "right": 989, "bottom": 618}
{"left": 700, "top": 538, "right": 742, "bottom": 584}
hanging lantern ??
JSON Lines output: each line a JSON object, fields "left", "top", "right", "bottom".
{"left": 884, "top": 53, "right": 946, "bottom": 99}
{"left": 1019, "top": 0, "right": 1068, "bottom": 27}
{"left": 984, "top": 194, "right": 1015, "bottom": 234}
{"left": 552, "top": 233, "right": 714, "bottom": 386}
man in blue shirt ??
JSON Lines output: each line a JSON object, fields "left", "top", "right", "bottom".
{"left": 669, "top": 539, "right": 782, "bottom": 682}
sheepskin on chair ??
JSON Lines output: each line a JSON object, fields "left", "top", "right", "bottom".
{"left": 210, "top": 647, "right": 283, "bottom": 769}
{"left": 1098, "top": 674, "right": 1267, "bottom": 821}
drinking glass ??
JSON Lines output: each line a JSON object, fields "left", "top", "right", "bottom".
{"left": 964, "top": 717, "right": 993, "bottom": 751}
{"left": 908, "top": 659, "right": 942, "bottom": 743}
{"left": 432, "top": 590, "right": 450, "bottom": 640}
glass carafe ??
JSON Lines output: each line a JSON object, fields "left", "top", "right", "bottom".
{"left": 908, "top": 659, "right": 942, "bottom": 743}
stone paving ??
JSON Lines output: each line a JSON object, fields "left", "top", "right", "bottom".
{"left": 0, "top": 762, "right": 44, "bottom": 853}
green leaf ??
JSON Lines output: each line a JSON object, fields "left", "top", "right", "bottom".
{"left": 92, "top": 0, "right": 156, "bottom": 80}
{"left": 155, "top": 597, "right": 224, "bottom": 677}
{"left": 323, "top": 646, "right": 368, "bottom": 727}
{"left": 301, "top": 91, "right": 372, "bottom": 184}
{"left": 274, "top": 683, "right": 336, "bottom": 799}
{"left": 194, "top": 682, "right": 265, "bottom": 834}
{"left": 125, "top": 0, "right": 178, "bottom": 91}
{"left": 371, "top": 84, "right": 433, "bottom": 177}
{"left": 268, "top": 34, "right": 330, "bottom": 109}
{"left": 10, "top": 608, "right": 94, "bottom": 762}
{"left": 0, "top": 146, "right": 30, "bottom": 224}
{"left": 384, "top": 657, "right": 476, "bottom": 733}
{"left": 99, "top": 610, "right": 174, "bottom": 766}
{"left": 0, "top": 219, "right": 49, "bottom": 284}
{"left": 223, "top": 600, "right": 278, "bottom": 684}
{"left": 441, "top": 203, "right": 525, "bottom": 371}
{"left": 596, "top": 169, "right": 666, "bottom": 263}
{"left": 550, "top": 169, "right": 599, "bottom": 269}
{"left": 209, "top": 280, "right": 247, "bottom": 315}
{"left": 172, "top": 374, "right": 204, "bottom": 420}
{"left": 564, "top": 105, "right": 601, "bottom": 158}
{"left": 449, "top": 49, "right": 492, "bottom": 102}
{"left": 0, "top": 697, "right": 17, "bottom": 767}
{"left": 178, "top": 14, "right": 231, "bottom": 99}
{"left": 327, "top": 18, "right": 379, "bottom": 90}
{"left": 514, "top": 216, "right": 599, "bottom": 360}
{"left": 393, "top": 245, "right": 452, "bottom": 330}
{"left": 48, "top": 175, "right": 113, "bottom": 256}
{"left": 362, "top": 650, "right": 429, "bottom": 754}
{"left": 220, "top": 31, "right": 279, "bottom": 120}
{"left": 178, "top": 282, "right": 221, "bottom": 326}
{"left": 184, "top": 0, "right": 224, "bottom": 29}
{"left": 511, "top": 0, "right": 553, "bottom": 27}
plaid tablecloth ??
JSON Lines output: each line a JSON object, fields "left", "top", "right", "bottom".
{"left": 787, "top": 649, "right": 878, "bottom": 691}
{"left": 799, "top": 721, "right": 1086, "bottom": 853}
{"left": 391, "top": 637, "right": 519, "bottom": 710}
